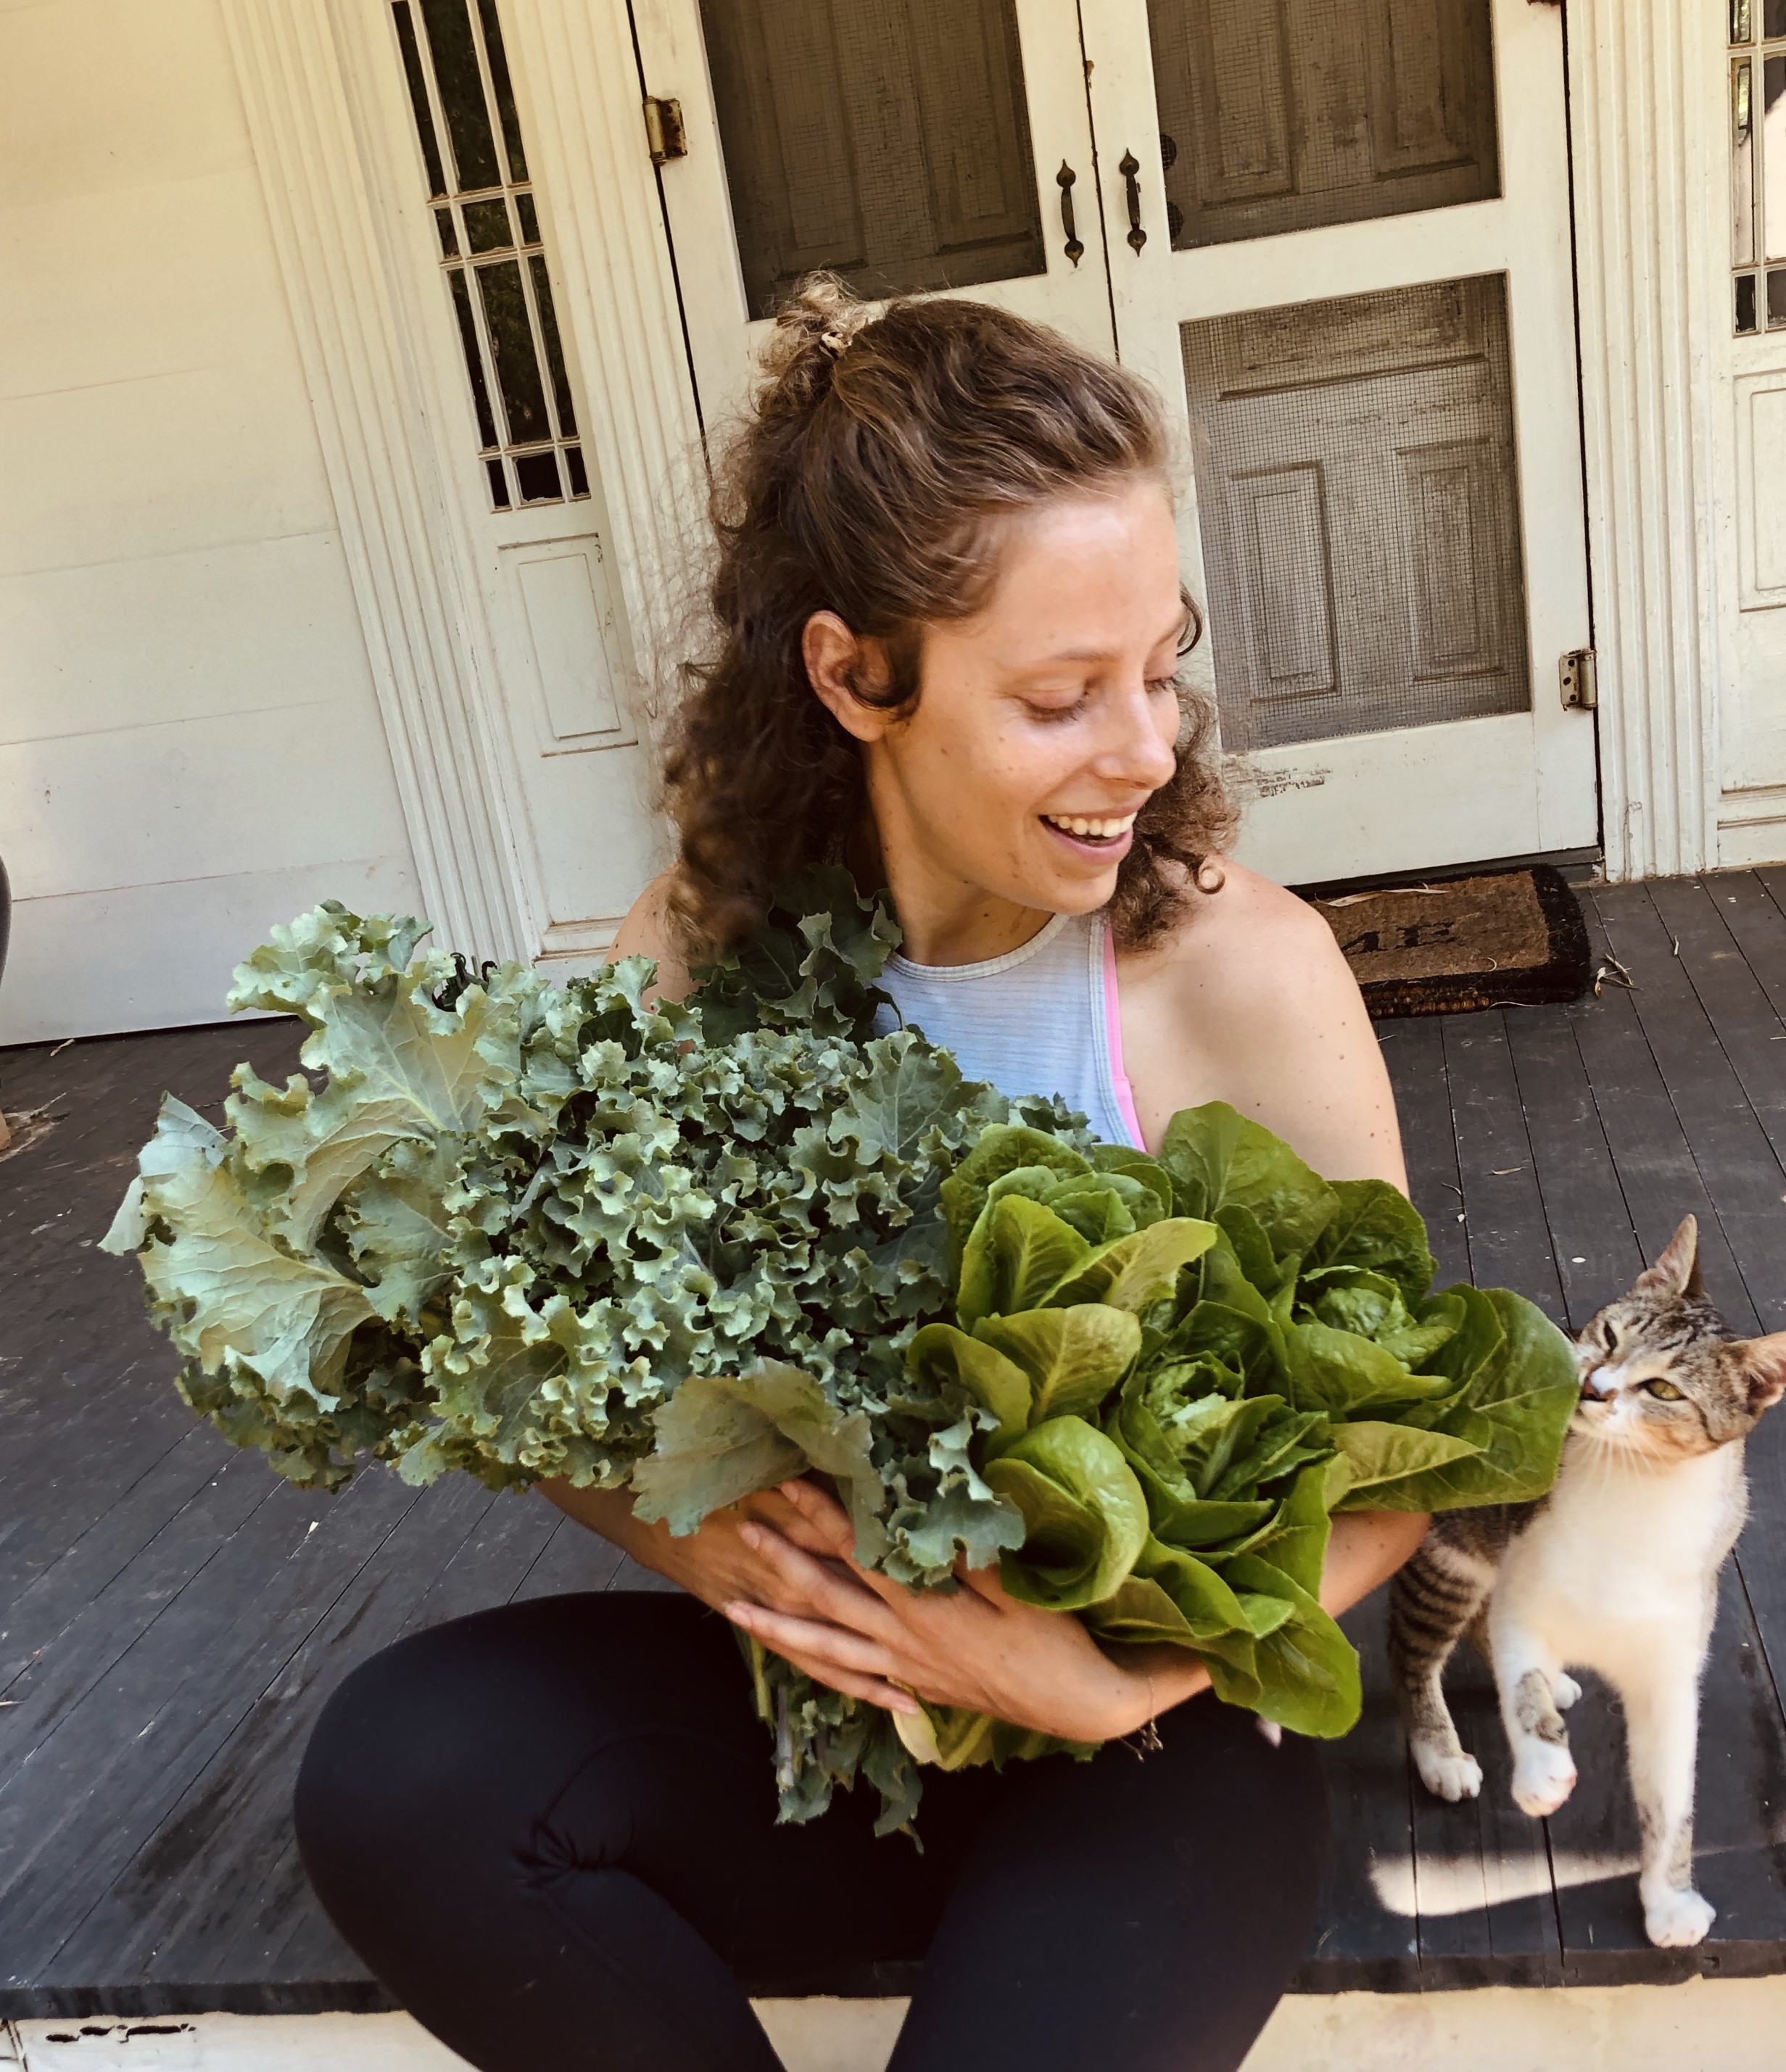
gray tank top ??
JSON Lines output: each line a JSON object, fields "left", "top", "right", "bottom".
{"left": 872, "top": 910, "right": 1144, "bottom": 1150}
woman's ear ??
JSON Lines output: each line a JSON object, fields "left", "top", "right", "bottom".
{"left": 803, "top": 611, "right": 894, "bottom": 743}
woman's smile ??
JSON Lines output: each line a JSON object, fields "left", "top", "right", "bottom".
{"left": 1040, "top": 809, "right": 1138, "bottom": 861}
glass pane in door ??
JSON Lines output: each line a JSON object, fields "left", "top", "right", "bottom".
{"left": 1182, "top": 276, "right": 1530, "bottom": 751}
{"left": 1149, "top": 0, "right": 1500, "bottom": 249}
{"left": 697, "top": 0, "right": 1046, "bottom": 318}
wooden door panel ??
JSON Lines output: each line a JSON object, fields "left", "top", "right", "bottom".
{"left": 1212, "top": 274, "right": 1489, "bottom": 393}
{"left": 697, "top": 0, "right": 864, "bottom": 287}
{"left": 697, "top": 0, "right": 1046, "bottom": 317}
{"left": 1149, "top": 0, "right": 1499, "bottom": 249}
{"left": 1185, "top": 276, "right": 1529, "bottom": 752}
{"left": 1235, "top": 464, "right": 1341, "bottom": 703}
{"left": 908, "top": 1, "right": 1038, "bottom": 252}
{"left": 1183, "top": 1, "right": 1295, "bottom": 210}
{"left": 1401, "top": 438, "right": 1515, "bottom": 685}
{"left": 1370, "top": 0, "right": 1483, "bottom": 177}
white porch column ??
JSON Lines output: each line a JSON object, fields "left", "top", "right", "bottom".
{"left": 1566, "top": 0, "right": 1724, "bottom": 881}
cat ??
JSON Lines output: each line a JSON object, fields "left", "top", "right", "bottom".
{"left": 1388, "top": 1216, "right": 1786, "bottom": 1948}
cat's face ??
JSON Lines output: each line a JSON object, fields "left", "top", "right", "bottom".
{"left": 1573, "top": 1216, "right": 1786, "bottom": 1461}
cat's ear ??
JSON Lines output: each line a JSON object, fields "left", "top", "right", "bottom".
{"left": 1740, "top": 1333, "right": 1786, "bottom": 1417}
{"left": 1634, "top": 1214, "right": 1702, "bottom": 1298}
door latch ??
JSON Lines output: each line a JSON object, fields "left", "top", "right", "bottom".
{"left": 1559, "top": 648, "right": 1597, "bottom": 710}
{"left": 642, "top": 97, "right": 687, "bottom": 165}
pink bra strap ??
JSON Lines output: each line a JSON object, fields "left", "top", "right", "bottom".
{"left": 1099, "top": 915, "right": 1146, "bottom": 1151}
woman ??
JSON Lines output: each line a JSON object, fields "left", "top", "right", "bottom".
{"left": 296, "top": 280, "right": 1426, "bottom": 2072}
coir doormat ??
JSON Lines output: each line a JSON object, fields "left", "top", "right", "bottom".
{"left": 1307, "top": 866, "right": 1592, "bottom": 1019}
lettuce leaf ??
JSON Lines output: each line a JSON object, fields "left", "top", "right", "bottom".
{"left": 1155, "top": 1102, "right": 1339, "bottom": 1259}
{"left": 986, "top": 1416, "right": 1151, "bottom": 1610}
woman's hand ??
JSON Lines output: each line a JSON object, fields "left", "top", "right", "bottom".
{"left": 722, "top": 1480, "right": 1211, "bottom": 1742}
{"left": 545, "top": 1472, "right": 1199, "bottom": 1738}
{"left": 542, "top": 1476, "right": 1425, "bottom": 1741}
{"left": 537, "top": 1477, "right": 864, "bottom": 1620}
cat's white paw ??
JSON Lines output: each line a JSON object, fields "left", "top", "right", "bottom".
{"left": 1644, "top": 1887, "right": 1716, "bottom": 1947}
{"left": 1412, "top": 1738, "right": 1482, "bottom": 1802}
{"left": 1553, "top": 1673, "right": 1582, "bottom": 1710}
{"left": 1512, "top": 1741, "right": 1578, "bottom": 1818}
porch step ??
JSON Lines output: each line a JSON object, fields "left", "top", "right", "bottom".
{"left": 10, "top": 1978, "right": 1786, "bottom": 2072}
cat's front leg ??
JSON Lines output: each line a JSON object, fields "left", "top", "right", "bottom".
{"left": 1489, "top": 1619, "right": 1578, "bottom": 1818}
{"left": 1622, "top": 1670, "right": 1715, "bottom": 1947}
{"left": 1389, "top": 1540, "right": 1492, "bottom": 1801}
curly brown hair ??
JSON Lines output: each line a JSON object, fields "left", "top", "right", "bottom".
{"left": 663, "top": 275, "right": 1233, "bottom": 956}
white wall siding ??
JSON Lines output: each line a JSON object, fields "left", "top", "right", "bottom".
{"left": 0, "top": 0, "right": 421, "bottom": 1044}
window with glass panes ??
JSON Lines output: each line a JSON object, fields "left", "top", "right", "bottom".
{"left": 392, "top": 0, "right": 588, "bottom": 507}
{"left": 1732, "top": 0, "right": 1786, "bottom": 333}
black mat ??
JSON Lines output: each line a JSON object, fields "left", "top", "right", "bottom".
{"left": 1309, "top": 864, "right": 1592, "bottom": 1018}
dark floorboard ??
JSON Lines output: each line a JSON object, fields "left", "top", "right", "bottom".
{"left": 4, "top": 873, "right": 1786, "bottom": 2013}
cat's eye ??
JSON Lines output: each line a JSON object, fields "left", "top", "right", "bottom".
{"left": 1603, "top": 1325, "right": 1620, "bottom": 1354}
{"left": 1645, "top": 1378, "right": 1686, "bottom": 1401}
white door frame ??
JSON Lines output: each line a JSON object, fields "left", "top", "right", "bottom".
{"left": 1080, "top": 0, "right": 1599, "bottom": 885}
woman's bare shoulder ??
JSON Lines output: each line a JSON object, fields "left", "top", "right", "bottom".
{"left": 1151, "top": 858, "right": 1352, "bottom": 998}
{"left": 613, "top": 869, "right": 696, "bottom": 1002}
{"left": 1121, "top": 858, "right": 1405, "bottom": 1187}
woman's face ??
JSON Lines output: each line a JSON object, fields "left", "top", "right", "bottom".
{"left": 812, "top": 480, "right": 1186, "bottom": 934}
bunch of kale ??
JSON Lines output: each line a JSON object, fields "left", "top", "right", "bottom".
{"left": 104, "top": 880, "right": 1576, "bottom": 1833}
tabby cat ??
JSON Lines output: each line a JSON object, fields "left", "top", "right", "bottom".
{"left": 1389, "top": 1217, "right": 1786, "bottom": 1947}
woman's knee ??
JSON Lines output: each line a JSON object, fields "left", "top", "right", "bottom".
{"left": 294, "top": 1630, "right": 459, "bottom": 1903}
{"left": 295, "top": 1608, "right": 559, "bottom": 1907}
{"left": 294, "top": 1594, "right": 731, "bottom": 1907}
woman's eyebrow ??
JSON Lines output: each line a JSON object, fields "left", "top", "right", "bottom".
{"left": 1025, "top": 621, "right": 1188, "bottom": 666}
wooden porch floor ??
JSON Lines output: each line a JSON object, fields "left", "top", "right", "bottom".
{"left": 3, "top": 872, "right": 1785, "bottom": 2018}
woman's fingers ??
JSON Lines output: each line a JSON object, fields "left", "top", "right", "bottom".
{"left": 735, "top": 1488, "right": 837, "bottom": 1557}
{"left": 775, "top": 1478, "right": 856, "bottom": 1555}
{"left": 724, "top": 1601, "right": 914, "bottom": 1710}
{"left": 736, "top": 1520, "right": 901, "bottom": 1638}
{"left": 761, "top": 1650, "right": 918, "bottom": 1715}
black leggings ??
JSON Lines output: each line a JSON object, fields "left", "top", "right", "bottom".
{"left": 295, "top": 1594, "right": 1329, "bottom": 2072}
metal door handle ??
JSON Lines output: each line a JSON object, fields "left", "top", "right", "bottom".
{"left": 1057, "top": 161, "right": 1083, "bottom": 266}
{"left": 1118, "top": 149, "right": 1146, "bottom": 254}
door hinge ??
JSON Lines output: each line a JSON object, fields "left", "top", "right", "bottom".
{"left": 642, "top": 97, "right": 687, "bottom": 165}
{"left": 1560, "top": 648, "right": 1597, "bottom": 710}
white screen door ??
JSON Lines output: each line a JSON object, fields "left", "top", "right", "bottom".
{"left": 632, "top": 0, "right": 1117, "bottom": 440}
{"left": 630, "top": 0, "right": 1596, "bottom": 886}
{"left": 1083, "top": 0, "right": 1596, "bottom": 883}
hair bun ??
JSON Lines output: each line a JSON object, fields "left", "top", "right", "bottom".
{"left": 765, "top": 272, "right": 882, "bottom": 387}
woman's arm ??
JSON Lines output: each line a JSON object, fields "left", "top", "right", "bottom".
{"left": 552, "top": 1475, "right": 1429, "bottom": 1744}
{"left": 1122, "top": 860, "right": 1405, "bottom": 1190}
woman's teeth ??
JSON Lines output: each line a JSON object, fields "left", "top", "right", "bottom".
{"left": 1043, "top": 812, "right": 1138, "bottom": 840}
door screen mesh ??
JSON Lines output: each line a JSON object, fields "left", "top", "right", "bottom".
{"left": 1183, "top": 277, "right": 1531, "bottom": 753}
{"left": 1149, "top": 0, "right": 1500, "bottom": 250}
{"left": 698, "top": 0, "right": 1046, "bottom": 319}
